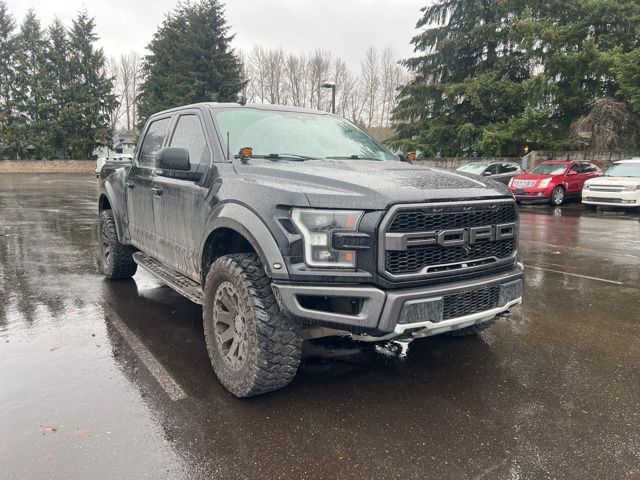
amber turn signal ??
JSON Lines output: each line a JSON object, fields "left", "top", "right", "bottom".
{"left": 239, "top": 147, "right": 253, "bottom": 159}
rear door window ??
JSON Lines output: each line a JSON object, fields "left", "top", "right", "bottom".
{"left": 169, "top": 115, "right": 211, "bottom": 169}
{"left": 139, "top": 118, "right": 171, "bottom": 167}
{"left": 502, "top": 163, "right": 520, "bottom": 173}
{"left": 484, "top": 163, "right": 499, "bottom": 175}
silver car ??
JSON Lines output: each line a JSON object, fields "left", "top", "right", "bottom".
{"left": 457, "top": 161, "right": 523, "bottom": 184}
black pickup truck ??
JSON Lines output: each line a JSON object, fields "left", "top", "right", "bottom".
{"left": 98, "top": 103, "right": 524, "bottom": 397}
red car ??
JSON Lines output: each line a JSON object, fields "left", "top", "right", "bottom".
{"left": 508, "top": 161, "right": 602, "bottom": 205}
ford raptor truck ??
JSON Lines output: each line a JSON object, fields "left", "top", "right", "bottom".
{"left": 97, "top": 103, "right": 524, "bottom": 397}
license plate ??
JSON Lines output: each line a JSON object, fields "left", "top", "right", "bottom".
{"left": 515, "top": 189, "right": 525, "bottom": 195}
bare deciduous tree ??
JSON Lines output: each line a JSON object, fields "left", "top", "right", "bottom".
{"left": 308, "top": 50, "right": 332, "bottom": 110}
{"left": 119, "top": 51, "right": 140, "bottom": 133}
{"left": 237, "top": 45, "right": 407, "bottom": 129}
{"left": 107, "top": 51, "right": 140, "bottom": 133}
{"left": 361, "top": 47, "right": 380, "bottom": 127}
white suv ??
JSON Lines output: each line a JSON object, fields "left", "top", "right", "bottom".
{"left": 582, "top": 158, "right": 640, "bottom": 209}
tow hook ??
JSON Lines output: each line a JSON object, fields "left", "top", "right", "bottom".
{"left": 497, "top": 310, "right": 512, "bottom": 318}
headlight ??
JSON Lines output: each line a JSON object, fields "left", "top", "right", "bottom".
{"left": 508, "top": 178, "right": 514, "bottom": 187}
{"left": 538, "top": 178, "right": 552, "bottom": 188}
{"left": 623, "top": 184, "right": 640, "bottom": 191}
{"left": 291, "top": 209, "right": 364, "bottom": 268}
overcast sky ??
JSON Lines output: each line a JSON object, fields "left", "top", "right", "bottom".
{"left": 6, "top": 0, "right": 425, "bottom": 68}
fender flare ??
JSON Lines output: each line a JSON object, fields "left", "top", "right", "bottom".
{"left": 99, "top": 184, "right": 127, "bottom": 243}
{"left": 200, "top": 203, "right": 289, "bottom": 280}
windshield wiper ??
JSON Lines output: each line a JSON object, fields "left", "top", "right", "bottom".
{"left": 325, "top": 155, "right": 383, "bottom": 161}
{"left": 235, "top": 153, "right": 314, "bottom": 161}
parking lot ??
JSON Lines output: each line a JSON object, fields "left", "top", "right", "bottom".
{"left": 1, "top": 173, "right": 639, "bottom": 479}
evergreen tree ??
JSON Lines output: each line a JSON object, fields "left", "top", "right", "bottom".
{"left": 0, "top": 1, "right": 16, "bottom": 158}
{"left": 65, "top": 11, "right": 116, "bottom": 158}
{"left": 138, "top": 0, "right": 244, "bottom": 126}
{"left": 44, "top": 18, "right": 71, "bottom": 158}
{"left": 614, "top": 49, "right": 640, "bottom": 114}
{"left": 13, "top": 9, "right": 48, "bottom": 158}
{"left": 393, "top": 0, "right": 640, "bottom": 156}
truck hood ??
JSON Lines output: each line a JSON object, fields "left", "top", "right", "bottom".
{"left": 512, "top": 173, "right": 559, "bottom": 181}
{"left": 234, "top": 159, "right": 511, "bottom": 209}
{"left": 585, "top": 176, "right": 640, "bottom": 186}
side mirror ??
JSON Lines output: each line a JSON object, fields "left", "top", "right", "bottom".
{"left": 155, "top": 147, "right": 190, "bottom": 171}
{"left": 406, "top": 152, "right": 417, "bottom": 162}
{"left": 481, "top": 171, "right": 492, "bottom": 176}
{"left": 567, "top": 170, "right": 578, "bottom": 176}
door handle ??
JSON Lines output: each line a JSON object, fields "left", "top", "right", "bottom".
{"left": 126, "top": 181, "right": 134, "bottom": 189}
{"left": 152, "top": 187, "right": 163, "bottom": 197}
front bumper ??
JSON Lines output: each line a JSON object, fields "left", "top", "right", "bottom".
{"left": 509, "top": 187, "right": 552, "bottom": 203}
{"left": 582, "top": 190, "right": 640, "bottom": 207}
{"left": 272, "top": 263, "right": 524, "bottom": 339}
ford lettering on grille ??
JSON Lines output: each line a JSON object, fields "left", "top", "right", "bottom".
{"left": 386, "top": 223, "right": 516, "bottom": 250}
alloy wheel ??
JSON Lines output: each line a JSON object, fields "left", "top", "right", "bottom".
{"left": 552, "top": 187, "right": 564, "bottom": 205}
{"left": 213, "top": 281, "right": 249, "bottom": 371}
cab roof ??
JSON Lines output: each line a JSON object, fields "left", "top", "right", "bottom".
{"left": 151, "top": 102, "right": 332, "bottom": 117}
{"left": 614, "top": 158, "right": 640, "bottom": 164}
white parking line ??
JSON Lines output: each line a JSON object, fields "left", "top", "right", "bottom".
{"left": 525, "top": 265, "right": 624, "bottom": 285}
{"left": 101, "top": 302, "right": 188, "bottom": 401}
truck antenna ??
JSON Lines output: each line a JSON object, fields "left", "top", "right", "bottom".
{"left": 226, "top": 132, "right": 230, "bottom": 161}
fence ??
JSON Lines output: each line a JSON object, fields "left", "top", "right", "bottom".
{"left": 415, "top": 151, "right": 639, "bottom": 171}
{"left": 413, "top": 157, "right": 520, "bottom": 170}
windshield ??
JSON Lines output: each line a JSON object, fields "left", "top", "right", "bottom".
{"left": 457, "top": 163, "right": 489, "bottom": 174}
{"left": 530, "top": 163, "right": 568, "bottom": 175}
{"left": 604, "top": 163, "right": 640, "bottom": 177}
{"left": 214, "top": 108, "right": 397, "bottom": 161}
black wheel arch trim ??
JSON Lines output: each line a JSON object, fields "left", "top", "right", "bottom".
{"left": 98, "top": 186, "right": 127, "bottom": 244}
{"left": 199, "top": 203, "right": 289, "bottom": 280}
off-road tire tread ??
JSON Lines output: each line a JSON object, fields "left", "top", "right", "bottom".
{"left": 203, "top": 253, "right": 301, "bottom": 397}
{"left": 98, "top": 209, "right": 137, "bottom": 279}
{"left": 445, "top": 318, "right": 496, "bottom": 337}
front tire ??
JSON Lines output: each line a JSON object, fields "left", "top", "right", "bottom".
{"left": 203, "top": 253, "right": 302, "bottom": 397}
{"left": 97, "top": 209, "right": 137, "bottom": 279}
{"left": 550, "top": 186, "right": 565, "bottom": 206}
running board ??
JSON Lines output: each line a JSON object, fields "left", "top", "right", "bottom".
{"left": 133, "top": 252, "right": 204, "bottom": 305}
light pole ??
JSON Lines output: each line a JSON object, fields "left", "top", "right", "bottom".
{"left": 322, "top": 83, "right": 336, "bottom": 114}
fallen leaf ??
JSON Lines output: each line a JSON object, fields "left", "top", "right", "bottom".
{"left": 39, "top": 453, "right": 53, "bottom": 463}
{"left": 75, "top": 429, "right": 89, "bottom": 438}
{"left": 41, "top": 425, "right": 58, "bottom": 434}
{"left": 49, "top": 345, "right": 60, "bottom": 352}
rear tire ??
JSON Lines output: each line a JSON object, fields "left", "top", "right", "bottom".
{"left": 445, "top": 318, "right": 496, "bottom": 337}
{"left": 97, "top": 209, "right": 137, "bottom": 280}
{"left": 550, "top": 186, "right": 565, "bottom": 206}
{"left": 203, "top": 253, "right": 302, "bottom": 397}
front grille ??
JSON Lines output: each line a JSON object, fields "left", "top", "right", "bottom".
{"left": 388, "top": 205, "right": 516, "bottom": 232}
{"left": 442, "top": 285, "right": 501, "bottom": 320}
{"left": 381, "top": 201, "right": 518, "bottom": 279}
{"left": 511, "top": 179, "right": 536, "bottom": 188}
{"left": 584, "top": 197, "right": 623, "bottom": 204}
{"left": 588, "top": 185, "right": 624, "bottom": 192}
{"left": 386, "top": 239, "right": 515, "bottom": 275}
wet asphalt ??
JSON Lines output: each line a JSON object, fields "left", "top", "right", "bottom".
{"left": 1, "top": 173, "right": 639, "bottom": 480}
